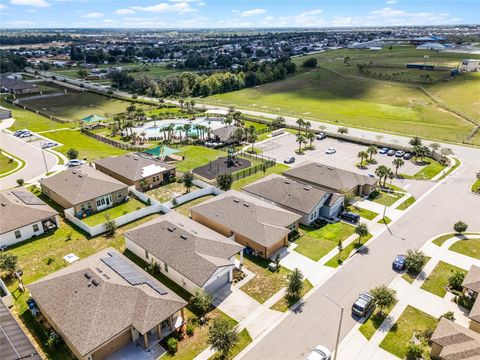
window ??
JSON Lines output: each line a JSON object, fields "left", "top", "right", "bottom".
{"left": 145, "top": 250, "right": 149, "bottom": 259}
{"left": 118, "top": 191, "right": 123, "bottom": 198}
{"left": 33, "top": 224, "right": 39, "bottom": 232}
{"left": 164, "top": 263, "right": 169, "bottom": 272}
{"left": 14, "top": 230, "right": 21, "bottom": 239}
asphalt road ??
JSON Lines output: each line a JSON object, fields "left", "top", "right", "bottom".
{"left": 242, "top": 155, "right": 480, "bottom": 360}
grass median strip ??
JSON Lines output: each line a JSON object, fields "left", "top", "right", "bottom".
{"left": 325, "top": 233, "right": 373, "bottom": 268}
{"left": 421, "top": 261, "right": 466, "bottom": 297}
{"left": 396, "top": 196, "right": 416, "bottom": 210}
{"left": 359, "top": 300, "right": 397, "bottom": 340}
{"left": 432, "top": 232, "right": 480, "bottom": 247}
{"left": 270, "top": 280, "right": 313, "bottom": 312}
{"left": 401, "top": 256, "right": 431, "bottom": 284}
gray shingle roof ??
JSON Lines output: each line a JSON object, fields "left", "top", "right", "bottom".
{"left": 0, "top": 78, "right": 38, "bottom": 92}
{"left": 40, "top": 165, "right": 128, "bottom": 207}
{"left": 190, "top": 190, "right": 300, "bottom": 248}
{"left": 283, "top": 161, "right": 377, "bottom": 192}
{"left": 431, "top": 318, "right": 480, "bottom": 360}
{"left": 0, "top": 188, "right": 57, "bottom": 235}
{"left": 95, "top": 153, "right": 175, "bottom": 182}
{"left": 28, "top": 248, "right": 186, "bottom": 358}
{"left": 125, "top": 211, "right": 243, "bottom": 286}
{"left": 243, "top": 174, "right": 327, "bottom": 214}
{"left": 463, "top": 265, "right": 480, "bottom": 293}
{"left": 212, "top": 125, "right": 240, "bottom": 142}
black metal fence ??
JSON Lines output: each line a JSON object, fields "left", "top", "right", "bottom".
{"left": 80, "top": 128, "right": 144, "bottom": 152}
{"left": 6, "top": 98, "right": 69, "bottom": 124}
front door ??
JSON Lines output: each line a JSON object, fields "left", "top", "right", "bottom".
{"left": 96, "top": 194, "right": 113, "bottom": 211}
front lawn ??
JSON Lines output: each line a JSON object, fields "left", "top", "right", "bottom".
{"left": 347, "top": 206, "right": 378, "bottom": 220}
{"left": 209, "top": 328, "right": 252, "bottom": 360}
{"left": 81, "top": 198, "right": 148, "bottom": 226}
{"left": 175, "top": 146, "right": 224, "bottom": 173}
{"left": 240, "top": 255, "right": 292, "bottom": 304}
{"left": 433, "top": 233, "right": 480, "bottom": 247}
{"left": 369, "top": 190, "right": 404, "bottom": 207}
{"left": 396, "top": 196, "right": 416, "bottom": 210}
{"left": 377, "top": 216, "right": 391, "bottom": 224}
{"left": 472, "top": 179, "right": 480, "bottom": 193}
{"left": 232, "top": 163, "right": 289, "bottom": 190}
{"left": 293, "top": 223, "right": 355, "bottom": 261}
{"left": 379, "top": 306, "right": 438, "bottom": 359}
{"left": 146, "top": 181, "right": 200, "bottom": 203}
{"left": 270, "top": 279, "right": 313, "bottom": 312}
{"left": 449, "top": 238, "right": 480, "bottom": 260}
{"left": 173, "top": 195, "right": 215, "bottom": 217}
{"left": 421, "top": 261, "right": 466, "bottom": 297}
{"left": 325, "top": 233, "right": 373, "bottom": 268}
{"left": 359, "top": 300, "right": 397, "bottom": 340}
{"left": 402, "top": 158, "right": 446, "bottom": 180}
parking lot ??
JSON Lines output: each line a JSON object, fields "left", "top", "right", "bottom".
{"left": 259, "top": 133, "right": 422, "bottom": 176}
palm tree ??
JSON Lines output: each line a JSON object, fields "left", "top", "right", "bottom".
{"left": 179, "top": 99, "right": 185, "bottom": 109}
{"left": 429, "top": 142, "right": 441, "bottom": 155}
{"left": 296, "top": 118, "right": 304, "bottom": 134}
{"left": 296, "top": 133, "right": 306, "bottom": 154}
{"left": 355, "top": 223, "right": 369, "bottom": 246}
{"left": 367, "top": 145, "right": 377, "bottom": 162}
{"left": 272, "top": 116, "right": 285, "bottom": 129}
{"left": 392, "top": 158, "right": 405, "bottom": 176}
{"left": 357, "top": 151, "right": 368, "bottom": 167}
{"left": 183, "top": 123, "right": 192, "bottom": 143}
{"left": 304, "top": 121, "right": 312, "bottom": 134}
{"left": 306, "top": 132, "right": 316, "bottom": 149}
{"left": 247, "top": 126, "right": 257, "bottom": 153}
{"left": 190, "top": 99, "right": 196, "bottom": 110}
{"left": 375, "top": 165, "right": 389, "bottom": 187}
{"left": 166, "top": 123, "right": 175, "bottom": 142}
{"left": 224, "top": 116, "right": 233, "bottom": 126}
{"left": 232, "top": 111, "right": 242, "bottom": 126}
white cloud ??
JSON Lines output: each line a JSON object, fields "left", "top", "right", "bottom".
{"left": 386, "top": 0, "right": 397, "bottom": 4}
{"left": 0, "top": 3, "right": 7, "bottom": 9}
{"left": 368, "top": 7, "right": 453, "bottom": 25}
{"left": 240, "top": 8, "right": 266, "bottom": 17}
{"left": 103, "top": 18, "right": 115, "bottom": 24}
{"left": 294, "top": 9, "right": 324, "bottom": 26}
{"left": 6, "top": 19, "right": 34, "bottom": 26}
{"left": 82, "top": 12, "right": 104, "bottom": 18}
{"left": 10, "top": 0, "right": 49, "bottom": 7}
{"left": 114, "top": 8, "right": 135, "bottom": 15}
{"left": 131, "top": 2, "right": 195, "bottom": 14}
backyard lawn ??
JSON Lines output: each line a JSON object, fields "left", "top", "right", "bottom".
{"left": 146, "top": 181, "right": 200, "bottom": 203}
{"left": 240, "top": 255, "right": 292, "bottom": 304}
{"left": 449, "top": 238, "right": 480, "bottom": 260}
{"left": 380, "top": 306, "right": 438, "bottom": 359}
{"left": 293, "top": 223, "right": 355, "bottom": 261}
{"left": 270, "top": 279, "right": 313, "bottom": 312}
{"left": 173, "top": 195, "right": 215, "bottom": 217}
{"left": 81, "top": 198, "right": 148, "bottom": 226}
{"left": 359, "top": 300, "right": 397, "bottom": 340}
{"left": 44, "top": 129, "right": 128, "bottom": 160}
{"left": 421, "top": 261, "right": 466, "bottom": 297}
{"left": 175, "top": 146, "right": 224, "bottom": 173}
{"left": 325, "top": 233, "right": 372, "bottom": 268}
{"left": 396, "top": 196, "right": 416, "bottom": 210}
{"left": 232, "top": 163, "right": 289, "bottom": 190}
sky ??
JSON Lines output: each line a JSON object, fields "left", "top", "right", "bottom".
{"left": 0, "top": 0, "right": 478, "bottom": 29}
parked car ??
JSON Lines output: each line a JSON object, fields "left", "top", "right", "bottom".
{"left": 27, "top": 297, "right": 40, "bottom": 317}
{"left": 284, "top": 156, "right": 295, "bottom": 164}
{"left": 387, "top": 149, "right": 396, "bottom": 156}
{"left": 352, "top": 292, "right": 375, "bottom": 317}
{"left": 42, "top": 141, "right": 58, "bottom": 149}
{"left": 306, "top": 345, "right": 332, "bottom": 360}
{"left": 316, "top": 133, "right": 326, "bottom": 140}
{"left": 392, "top": 255, "right": 406, "bottom": 271}
{"left": 325, "top": 147, "right": 336, "bottom": 154}
{"left": 340, "top": 211, "right": 360, "bottom": 224}
{"left": 403, "top": 153, "right": 413, "bottom": 160}
{"left": 18, "top": 131, "right": 32, "bottom": 138}
{"left": 67, "top": 159, "right": 85, "bottom": 167}
{"left": 14, "top": 129, "right": 29, "bottom": 137}
{"left": 395, "top": 150, "right": 406, "bottom": 157}
{"left": 379, "top": 147, "right": 389, "bottom": 154}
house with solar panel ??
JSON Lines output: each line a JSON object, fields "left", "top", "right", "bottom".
{"left": 0, "top": 188, "right": 58, "bottom": 247}
{"left": 28, "top": 248, "right": 187, "bottom": 360}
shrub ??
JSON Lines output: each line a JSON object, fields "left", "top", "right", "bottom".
{"left": 66, "top": 148, "right": 79, "bottom": 160}
{"left": 302, "top": 58, "right": 317, "bottom": 68}
{"left": 405, "top": 249, "right": 426, "bottom": 275}
{"left": 440, "top": 311, "right": 456, "bottom": 321}
{"left": 453, "top": 221, "right": 468, "bottom": 234}
{"left": 190, "top": 289, "right": 212, "bottom": 317}
{"left": 368, "top": 189, "right": 381, "bottom": 200}
{"left": 16, "top": 178, "right": 24, "bottom": 186}
{"left": 448, "top": 270, "right": 465, "bottom": 291}
{"left": 186, "top": 323, "right": 195, "bottom": 337}
{"left": 104, "top": 216, "right": 117, "bottom": 236}
{"left": 166, "top": 337, "right": 178, "bottom": 354}
{"left": 208, "top": 318, "right": 239, "bottom": 359}
{"left": 405, "top": 343, "right": 423, "bottom": 360}
{"left": 457, "top": 294, "right": 475, "bottom": 309}
{"left": 0, "top": 252, "right": 18, "bottom": 276}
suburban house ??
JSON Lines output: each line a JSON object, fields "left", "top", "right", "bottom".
{"left": 462, "top": 265, "right": 480, "bottom": 333}
{"left": 283, "top": 161, "right": 378, "bottom": 196}
{"left": 190, "top": 190, "right": 301, "bottom": 258}
{"left": 125, "top": 211, "right": 244, "bottom": 294}
{"left": 243, "top": 174, "right": 344, "bottom": 224}
{"left": 0, "top": 77, "right": 40, "bottom": 95}
{"left": 0, "top": 105, "right": 12, "bottom": 120}
{"left": 40, "top": 165, "right": 129, "bottom": 216}
{"left": 94, "top": 153, "right": 176, "bottom": 190}
{"left": 0, "top": 188, "right": 58, "bottom": 247}
{"left": 211, "top": 125, "right": 240, "bottom": 143}
{"left": 28, "top": 248, "right": 187, "bottom": 360}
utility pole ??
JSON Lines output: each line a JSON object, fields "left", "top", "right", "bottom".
{"left": 41, "top": 143, "right": 49, "bottom": 174}
{"left": 326, "top": 295, "right": 344, "bottom": 360}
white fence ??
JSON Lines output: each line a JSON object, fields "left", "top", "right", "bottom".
{"left": 164, "top": 183, "right": 223, "bottom": 209}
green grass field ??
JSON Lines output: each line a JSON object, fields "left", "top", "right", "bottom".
{"left": 421, "top": 261, "right": 466, "bottom": 297}
{"left": 449, "top": 238, "right": 480, "bottom": 259}
{"left": 0, "top": 151, "right": 18, "bottom": 175}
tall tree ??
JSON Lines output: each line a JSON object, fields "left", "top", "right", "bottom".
{"left": 392, "top": 158, "right": 405, "bottom": 176}
{"left": 355, "top": 223, "right": 369, "bottom": 245}
{"left": 182, "top": 172, "right": 194, "bottom": 193}
{"left": 247, "top": 126, "right": 257, "bottom": 153}
{"left": 296, "top": 133, "right": 306, "bottom": 153}
{"left": 287, "top": 268, "right": 304, "bottom": 299}
{"left": 208, "top": 318, "right": 239, "bottom": 359}
{"left": 367, "top": 145, "right": 377, "bottom": 162}
{"left": 370, "top": 285, "right": 397, "bottom": 315}
{"left": 217, "top": 173, "right": 234, "bottom": 191}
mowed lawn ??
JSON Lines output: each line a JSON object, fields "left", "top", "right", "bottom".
{"left": 0, "top": 151, "right": 17, "bottom": 175}
{"left": 421, "top": 261, "right": 466, "bottom": 297}
{"left": 44, "top": 130, "right": 128, "bottom": 160}
{"left": 449, "top": 238, "right": 480, "bottom": 259}
{"left": 175, "top": 145, "right": 225, "bottom": 172}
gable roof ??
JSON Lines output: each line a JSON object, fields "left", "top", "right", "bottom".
{"left": 0, "top": 78, "right": 38, "bottom": 92}
{"left": 463, "top": 265, "right": 480, "bottom": 293}
{"left": 190, "top": 190, "right": 300, "bottom": 248}
{"left": 125, "top": 211, "right": 243, "bottom": 286}
{"left": 80, "top": 114, "right": 105, "bottom": 123}
{"left": 95, "top": 153, "right": 175, "bottom": 182}
{"left": 28, "top": 248, "right": 186, "bottom": 357}
{"left": 0, "top": 188, "right": 58, "bottom": 235}
{"left": 212, "top": 125, "right": 240, "bottom": 142}
{"left": 431, "top": 318, "right": 480, "bottom": 360}
{"left": 283, "top": 161, "right": 377, "bottom": 192}
{"left": 40, "top": 165, "right": 128, "bottom": 207}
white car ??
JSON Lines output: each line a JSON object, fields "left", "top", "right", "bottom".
{"left": 325, "top": 147, "right": 336, "bottom": 154}
{"left": 42, "top": 141, "right": 58, "bottom": 149}
{"left": 306, "top": 345, "right": 332, "bottom": 360}
{"left": 67, "top": 159, "right": 85, "bottom": 167}
{"left": 18, "top": 131, "right": 32, "bottom": 138}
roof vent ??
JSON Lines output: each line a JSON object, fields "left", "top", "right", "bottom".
{"left": 180, "top": 234, "right": 188, "bottom": 240}
{"left": 78, "top": 174, "right": 83, "bottom": 178}
{"left": 167, "top": 226, "right": 176, "bottom": 232}
{"left": 72, "top": 171, "right": 76, "bottom": 174}
{"left": 102, "top": 274, "right": 110, "bottom": 279}
{"left": 304, "top": 187, "right": 310, "bottom": 191}
{"left": 284, "top": 181, "right": 290, "bottom": 184}
{"left": 327, "top": 167, "right": 333, "bottom": 170}
{"left": 125, "top": 154, "right": 130, "bottom": 157}
{"left": 1, "top": 203, "right": 5, "bottom": 207}
{"left": 84, "top": 272, "right": 92, "bottom": 279}
{"left": 95, "top": 267, "right": 103, "bottom": 273}
{"left": 92, "top": 279, "right": 99, "bottom": 286}
{"left": 233, "top": 199, "right": 240, "bottom": 203}
{"left": 243, "top": 203, "right": 250, "bottom": 208}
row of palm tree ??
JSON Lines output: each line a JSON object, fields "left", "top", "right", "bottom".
{"left": 358, "top": 145, "right": 378, "bottom": 167}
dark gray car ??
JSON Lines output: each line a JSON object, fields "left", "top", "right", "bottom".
{"left": 352, "top": 292, "right": 375, "bottom": 317}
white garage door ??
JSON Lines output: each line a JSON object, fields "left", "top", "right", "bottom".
{"left": 204, "top": 271, "right": 230, "bottom": 294}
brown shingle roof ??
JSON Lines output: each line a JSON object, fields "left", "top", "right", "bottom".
{"left": 283, "top": 161, "right": 377, "bottom": 192}
{"left": 125, "top": 211, "right": 243, "bottom": 286}
{"left": 40, "top": 165, "right": 128, "bottom": 207}
{"left": 190, "top": 190, "right": 300, "bottom": 248}
{"left": 463, "top": 265, "right": 480, "bottom": 293}
{"left": 28, "top": 248, "right": 186, "bottom": 357}
{"left": 95, "top": 153, "right": 175, "bottom": 182}
{"left": 243, "top": 174, "right": 328, "bottom": 214}
{"left": 0, "top": 188, "right": 57, "bottom": 235}
{"left": 431, "top": 318, "right": 480, "bottom": 360}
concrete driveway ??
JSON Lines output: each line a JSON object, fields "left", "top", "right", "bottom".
{"left": 259, "top": 133, "right": 422, "bottom": 176}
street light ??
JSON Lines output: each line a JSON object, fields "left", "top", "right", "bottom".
{"left": 326, "top": 295, "right": 344, "bottom": 360}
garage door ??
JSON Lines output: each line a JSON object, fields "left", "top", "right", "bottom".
{"left": 204, "top": 271, "right": 230, "bottom": 294}
{"left": 92, "top": 328, "right": 132, "bottom": 360}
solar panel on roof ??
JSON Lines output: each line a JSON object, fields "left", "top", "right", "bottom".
{"left": 11, "top": 190, "right": 45, "bottom": 205}
{"left": 101, "top": 252, "right": 167, "bottom": 295}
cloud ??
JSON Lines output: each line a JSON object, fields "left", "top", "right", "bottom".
{"left": 82, "top": 12, "right": 104, "bottom": 18}
{"left": 103, "top": 19, "right": 115, "bottom": 24}
{"left": 294, "top": 9, "right": 324, "bottom": 26}
{"left": 6, "top": 19, "right": 34, "bottom": 26}
{"left": 10, "top": 0, "right": 49, "bottom": 7}
{"left": 240, "top": 8, "right": 266, "bottom": 17}
{"left": 368, "top": 7, "right": 453, "bottom": 25}
{"left": 386, "top": 0, "right": 397, "bottom": 3}
{"left": 131, "top": 2, "right": 195, "bottom": 14}
{"left": 114, "top": 8, "right": 135, "bottom": 15}
{"left": 0, "top": 4, "right": 7, "bottom": 9}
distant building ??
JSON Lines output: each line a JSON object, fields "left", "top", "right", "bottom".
{"left": 0, "top": 77, "right": 40, "bottom": 95}
{"left": 460, "top": 59, "right": 480, "bottom": 72}
{"left": 416, "top": 43, "right": 446, "bottom": 51}
{"left": 0, "top": 106, "right": 12, "bottom": 120}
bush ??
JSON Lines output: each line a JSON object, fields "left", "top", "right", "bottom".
{"left": 16, "top": 178, "right": 24, "bottom": 186}
{"left": 440, "top": 311, "right": 455, "bottom": 321}
{"left": 189, "top": 289, "right": 212, "bottom": 317}
{"left": 457, "top": 294, "right": 475, "bottom": 309}
{"left": 368, "top": 189, "right": 381, "bottom": 200}
{"left": 166, "top": 337, "right": 178, "bottom": 354}
{"left": 405, "top": 249, "right": 426, "bottom": 275}
{"left": 448, "top": 270, "right": 465, "bottom": 291}
{"left": 453, "top": 221, "right": 468, "bottom": 234}
{"left": 405, "top": 343, "right": 423, "bottom": 360}
{"left": 186, "top": 323, "right": 195, "bottom": 336}
{"left": 66, "top": 148, "right": 79, "bottom": 160}
{"left": 302, "top": 58, "right": 317, "bottom": 68}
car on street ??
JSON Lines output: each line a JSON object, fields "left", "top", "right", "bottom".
{"left": 42, "top": 141, "right": 58, "bottom": 149}
{"left": 395, "top": 150, "right": 406, "bottom": 157}
{"left": 387, "top": 149, "right": 396, "bottom": 156}
{"left": 284, "top": 156, "right": 295, "bottom": 164}
{"left": 325, "top": 147, "right": 336, "bottom": 154}
{"left": 352, "top": 292, "right": 375, "bottom": 317}
{"left": 316, "top": 133, "right": 326, "bottom": 140}
{"left": 392, "top": 255, "right": 406, "bottom": 271}
{"left": 67, "top": 159, "right": 85, "bottom": 167}
{"left": 340, "top": 211, "right": 360, "bottom": 224}
{"left": 306, "top": 345, "right": 332, "bottom": 360}
{"left": 18, "top": 131, "right": 32, "bottom": 138}
{"left": 14, "top": 129, "right": 29, "bottom": 137}
{"left": 403, "top": 153, "right": 413, "bottom": 160}
{"left": 379, "top": 147, "right": 389, "bottom": 154}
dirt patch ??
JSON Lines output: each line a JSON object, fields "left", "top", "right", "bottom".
{"left": 192, "top": 156, "right": 251, "bottom": 180}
